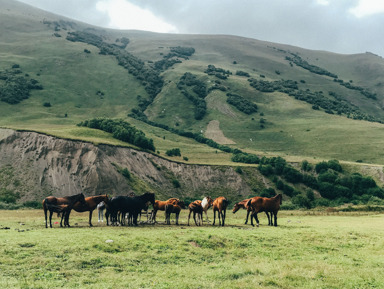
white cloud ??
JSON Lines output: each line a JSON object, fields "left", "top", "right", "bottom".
{"left": 316, "top": 0, "right": 330, "bottom": 6}
{"left": 349, "top": 0, "right": 384, "bottom": 18}
{"left": 96, "top": 0, "right": 178, "bottom": 33}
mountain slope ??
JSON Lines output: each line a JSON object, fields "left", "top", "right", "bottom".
{"left": 1, "top": 0, "right": 384, "bottom": 164}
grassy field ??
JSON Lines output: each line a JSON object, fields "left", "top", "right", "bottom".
{"left": 1, "top": 209, "right": 383, "bottom": 288}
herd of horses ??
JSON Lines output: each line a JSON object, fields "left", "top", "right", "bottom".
{"left": 42, "top": 192, "right": 282, "bottom": 228}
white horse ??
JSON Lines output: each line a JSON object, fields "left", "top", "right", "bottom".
{"left": 97, "top": 201, "right": 105, "bottom": 222}
{"left": 201, "top": 196, "right": 214, "bottom": 223}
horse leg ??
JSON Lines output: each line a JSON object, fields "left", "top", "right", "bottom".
{"left": 218, "top": 210, "right": 221, "bottom": 226}
{"left": 175, "top": 212, "right": 179, "bottom": 225}
{"left": 49, "top": 210, "right": 53, "bottom": 228}
{"left": 245, "top": 209, "right": 250, "bottom": 224}
{"left": 254, "top": 212, "right": 260, "bottom": 227}
{"left": 89, "top": 210, "right": 93, "bottom": 227}
{"left": 222, "top": 210, "right": 226, "bottom": 226}
{"left": 274, "top": 212, "right": 278, "bottom": 227}
{"left": 65, "top": 210, "right": 71, "bottom": 227}
{"left": 212, "top": 209, "right": 216, "bottom": 226}
{"left": 204, "top": 210, "right": 210, "bottom": 223}
{"left": 187, "top": 210, "right": 192, "bottom": 226}
{"left": 44, "top": 207, "right": 48, "bottom": 228}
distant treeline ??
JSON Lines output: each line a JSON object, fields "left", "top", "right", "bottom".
{"left": 285, "top": 53, "right": 377, "bottom": 100}
{"left": 248, "top": 78, "right": 382, "bottom": 123}
{"left": 258, "top": 158, "right": 384, "bottom": 209}
{"left": 0, "top": 65, "right": 43, "bottom": 104}
{"left": 77, "top": 118, "right": 155, "bottom": 152}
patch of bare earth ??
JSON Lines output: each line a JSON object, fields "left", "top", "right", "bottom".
{"left": 204, "top": 120, "right": 236, "bottom": 145}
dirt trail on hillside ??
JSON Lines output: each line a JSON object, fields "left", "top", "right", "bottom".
{"left": 204, "top": 120, "right": 236, "bottom": 145}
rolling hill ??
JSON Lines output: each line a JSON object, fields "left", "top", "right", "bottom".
{"left": 1, "top": 0, "right": 384, "bottom": 168}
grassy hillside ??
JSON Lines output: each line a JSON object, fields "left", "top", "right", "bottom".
{"left": 1, "top": 0, "right": 384, "bottom": 166}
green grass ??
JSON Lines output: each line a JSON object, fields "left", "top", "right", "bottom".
{"left": 1, "top": 209, "right": 384, "bottom": 288}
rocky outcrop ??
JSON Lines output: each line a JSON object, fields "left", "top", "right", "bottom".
{"left": 0, "top": 129, "right": 253, "bottom": 202}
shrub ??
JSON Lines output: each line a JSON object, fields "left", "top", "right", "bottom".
{"left": 166, "top": 148, "right": 181, "bottom": 157}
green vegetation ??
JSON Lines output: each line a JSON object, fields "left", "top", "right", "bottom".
{"left": 177, "top": 72, "right": 207, "bottom": 120}
{"left": 165, "top": 148, "right": 181, "bottom": 157}
{"left": 0, "top": 65, "right": 42, "bottom": 104}
{"left": 1, "top": 210, "right": 384, "bottom": 288}
{"left": 226, "top": 93, "right": 258, "bottom": 114}
{"left": 77, "top": 118, "right": 155, "bottom": 151}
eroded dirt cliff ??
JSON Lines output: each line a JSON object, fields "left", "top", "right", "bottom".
{"left": 0, "top": 129, "right": 258, "bottom": 202}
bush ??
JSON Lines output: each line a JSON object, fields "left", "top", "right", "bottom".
{"left": 166, "top": 148, "right": 181, "bottom": 157}
{"left": 77, "top": 118, "right": 155, "bottom": 152}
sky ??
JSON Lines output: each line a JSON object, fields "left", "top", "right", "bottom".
{"left": 17, "top": 0, "right": 384, "bottom": 57}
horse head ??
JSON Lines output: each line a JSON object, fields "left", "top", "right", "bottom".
{"left": 77, "top": 193, "right": 87, "bottom": 205}
{"left": 232, "top": 202, "right": 242, "bottom": 214}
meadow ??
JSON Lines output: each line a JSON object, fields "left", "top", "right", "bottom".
{"left": 1, "top": 209, "right": 383, "bottom": 289}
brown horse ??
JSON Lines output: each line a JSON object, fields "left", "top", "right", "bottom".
{"left": 247, "top": 194, "right": 282, "bottom": 227}
{"left": 187, "top": 200, "right": 203, "bottom": 226}
{"left": 43, "top": 193, "right": 86, "bottom": 228}
{"left": 164, "top": 203, "right": 182, "bottom": 225}
{"left": 72, "top": 194, "right": 109, "bottom": 227}
{"left": 212, "top": 196, "right": 229, "bottom": 226}
{"left": 151, "top": 198, "right": 184, "bottom": 223}
{"left": 233, "top": 198, "right": 271, "bottom": 225}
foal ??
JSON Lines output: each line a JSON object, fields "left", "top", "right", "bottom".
{"left": 212, "top": 196, "right": 229, "bottom": 226}
{"left": 201, "top": 196, "right": 214, "bottom": 223}
{"left": 187, "top": 200, "right": 203, "bottom": 226}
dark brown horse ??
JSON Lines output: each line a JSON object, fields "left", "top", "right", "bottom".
{"left": 187, "top": 200, "right": 203, "bottom": 226}
{"left": 72, "top": 194, "right": 109, "bottom": 227}
{"left": 151, "top": 198, "right": 184, "bottom": 223}
{"left": 247, "top": 194, "right": 282, "bottom": 227}
{"left": 212, "top": 196, "right": 229, "bottom": 226}
{"left": 233, "top": 198, "right": 271, "bottom": 225}
{"left": 43, "top": 193, "right": 86, "bottom": 228}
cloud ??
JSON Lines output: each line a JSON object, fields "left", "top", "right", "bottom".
{"left": 96, "top": 0, "right": 178, "bottom": 33}
{"left": 349, "top": 0, "right": 384, "bottom": 18}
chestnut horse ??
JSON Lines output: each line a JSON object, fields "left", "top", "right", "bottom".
{"left": 187, "top": 200, "right": 203, "bottom": 226}
{"left": 212, "top": 196, "right": 229, "bottom": 226}
{"left": 150, "top": 198, "right": 184, "bottom": 223}
{"left": 201, "top": 196, "right": 214, "bottom": 223}
{"left": 43, "top": 193, "right": 86, "bottom": 228}
{"left": 247, "top": 194, "right": 282, "bottom": 227}
{"left": 232, "top": 198, "right": 271, "bottom": 225}
{"left": 72, "top": 195, "right": 109, "bottom": 227}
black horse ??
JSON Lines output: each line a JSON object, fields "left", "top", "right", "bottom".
{"left": 107, "top": 192, "right": 155, "bottom": 226}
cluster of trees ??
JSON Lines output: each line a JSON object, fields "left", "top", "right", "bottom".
{"left": 0, "top": 65, "right": 43, "bottom": 104}
{"left": 226, "top": 93, "right": 258, "bottom": 114}
{"left": 177, "top": 72, "right": 208, "bottom": 120}
{"left": 257, "top": 157, "right": 384, "bottom": 208}
{"left": 67, "top": 31, "right": 163, "bottom": 103}
{"left": 236, "top": 70, "right": 250, "bottom": 77}
{"left": 334, "top": 79, "right": 377, "bottom": 100}
{"left": 285, "top": 54, "right": 338, "bottom": 78}
{"left": 165, "top": 148, "right": 181, "bottom": 157}
{"left": 248, "top": 78, "right": 298, "bottom": 93}
{"left": 204, "top": 65, "right": 232, "bottom": 80}
{"left": 249, "top": 77, "right": 382, "bottom": 123}
{"left": 285, "top": 52, "right": 377, "bottom": 101}
{"left": 77, "top": 118, "right": 155, "bottom": 152}
{"left": 154, "top": 46, "right": 195, "bottom": 71}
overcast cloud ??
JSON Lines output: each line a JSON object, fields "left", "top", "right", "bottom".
{"left": 17, "top": 0, "right": 384, "bottom": 57}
